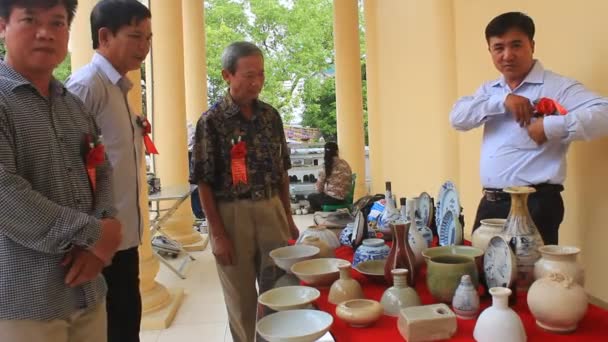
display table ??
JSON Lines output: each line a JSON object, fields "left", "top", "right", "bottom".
{"left": 312, "top": 245, "right": 608, "bottom": 341}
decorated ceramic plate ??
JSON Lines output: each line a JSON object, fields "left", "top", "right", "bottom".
{"left": 483, "top": 236, "right": 517, "bottom": 289}
{"left": 418, "top": 192, "right": 433, "bottom": 228}
{"left": 350, "top": 210, "right": 365, "bottom": 248}
{"left": 436, "top": 181, "right": 460, "bottom": 229}
{"left": 438, "top": 211, "right": 455, "bottom": 246}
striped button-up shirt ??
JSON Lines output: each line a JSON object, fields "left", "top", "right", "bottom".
{"left": 67, "top": 53, "right": 143, "bottom": 250}
{"left": 0, "top": 62, "right": 112, "bottom": 320}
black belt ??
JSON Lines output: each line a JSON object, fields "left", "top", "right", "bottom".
{"left": 219, "top": 187, "right": 279, "bottom": 202}
{"left": 483, "top": 183, "right": 564, "bottom": 202}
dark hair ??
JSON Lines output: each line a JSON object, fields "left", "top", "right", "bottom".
{"left": 0, "top": 0, "right": 77, "bottom": 25}
{"left": 221, "top": 41, "right": 264, "bottom": 74}
{"left": 485, "top": 12, "right": 535, "bottom": 42}
{"left": 324, "top": 142, "right": 339, "bottom": 178}
{"left": 90, "top": 0, "right": 151, "bottom": 49}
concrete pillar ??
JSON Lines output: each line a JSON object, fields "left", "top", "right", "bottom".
{"left": 69, "top": 0, "right": 96, "bottom": 71}
{"left": 333, "top": 0, "right": 367, "bottom": 199}
{"left": 149, "top": 0, "right": 205, "bottom": 250}
{"left": 182, "top": 0, "right": 209, "bottom": 124}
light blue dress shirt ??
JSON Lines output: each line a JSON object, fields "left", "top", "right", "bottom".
{"left": 66, "top": 53, "right": 144, "bottom": 250}
{"left": 450, "top": 60, "right": 608, "bottom": 188}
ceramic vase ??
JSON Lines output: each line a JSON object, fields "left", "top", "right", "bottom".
{"left": 426, "top": 255, "right": 478, "bottom": 303}
{"left": 339, "top": 223, "right": 354, "bottom": 246}
{"left": 384, "top": 221, "right": 416, "bottom": 286}
{"left": 452, "top": 274, "right": 480, "bottom": 319}
{"left": 296, "top": 225, "right": 341, "bottom": 249}
{"left": 405, "top": 198, "right": 427, "bottom": 267}
{"left": 301, "top": 236, "right": 334, "bottom": 258}
{"left": 380, "top": 269, "right": 421, "bottom": 317}
{"left": 501, "top": 186, "right": 544, "bottom": 292}
{"left": 473, "top": 287, "right": 526, "bottom": 342}
{"left": 527, "top": 272, "right": 588, "bottom": 333}
{"left": 328, "top": 262, "right": 364, "bottom": 304}
{"left": 353, "top": 238, "right": 390, "bottom": 266}
{"left": 472, "top": 218, "right": 506, "bottom": 251}
{"left": 534, "top": 245, "right": 584, "bottom": 286}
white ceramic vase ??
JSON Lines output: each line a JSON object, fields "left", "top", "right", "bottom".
{"left": 380, "top": 269, "right": 421, "bottom": 317}
{"left": 534, "top": 245, "right": 584, "bottom": 286}
{"left": 472, "top": 219, "right": 505, "bottom": 251}
{"left": 473, "top": 287, "right": 526, "bottom": 342}
{"left": 452, "top": 274, "right": 480, "bottom": 319}
{"left": 328, "top": 263, "right": 364, "bottom": 305}
{"left": 527, "top": 272, "right": 588, "bottom": 333}
{"left": 404, "top": 198, "right": 427, "bottom": 267}
{"left": 296, "top": 225, "right": 341, "bottom": 249}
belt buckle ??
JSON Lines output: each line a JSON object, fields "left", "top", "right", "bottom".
{"left": 484, "top": 190, "right": 500, "bottom": 202}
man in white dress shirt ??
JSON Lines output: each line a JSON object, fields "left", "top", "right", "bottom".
{"left": 450, "top": 12, "right": 608, "bottom": 244}
{"left": 66, "top": 1, "right": 152, "bottom": 340}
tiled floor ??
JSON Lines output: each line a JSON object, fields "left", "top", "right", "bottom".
{"left": 140, "top": 214, "right": 315, "bottom": 342}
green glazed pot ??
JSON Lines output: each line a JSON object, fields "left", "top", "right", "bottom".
{"left": 426, "top": 255, "right": 478, "bottom": 303}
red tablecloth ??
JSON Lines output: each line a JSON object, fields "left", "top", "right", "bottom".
{"left": 312, "top": 245, "right": 608, "bottom": 342}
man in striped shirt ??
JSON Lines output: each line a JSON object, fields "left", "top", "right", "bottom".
{"left": 0, "top": 1, "right": 122, "bottom": 341}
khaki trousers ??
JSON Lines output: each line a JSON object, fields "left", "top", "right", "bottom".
{"left": 0, "top": 302, "right": 107, "bottom": 342}
{"left": 214, "top": 196, "right": 291, "bottom": 342}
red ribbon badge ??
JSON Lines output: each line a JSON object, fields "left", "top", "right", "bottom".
{"left": 85, "top": 134, "right": 105, "bottom": 191}
{"left": 230, "top": 138, "right": 248, "bottom": 186}
{"left": 535, "top": 97, "right": 568, "bottom": 116}
{"left": 136, "top": 116, "right": 159, "bottom": 155}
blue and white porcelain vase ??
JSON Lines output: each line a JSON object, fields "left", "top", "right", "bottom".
{"left": 339, "top": 223, "right": 354, "bottom": 247}
{"left": 452, "top": 274, "right": 480, "bottom": 319}
{"left": 353, "top": 238, "right": 390, "bottom": 266}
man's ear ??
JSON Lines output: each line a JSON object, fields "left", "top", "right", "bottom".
{"left": 531, "top": 39, "right": 535, "bottom": 54}
{"left": 221, "top": 69, "right": 231, "bottom": 84}
{"left": 98, "top": 27, "right": 112, "bottom": 48}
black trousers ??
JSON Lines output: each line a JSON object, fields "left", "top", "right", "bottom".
{"left": 103, "top": 247, "right": 142, "bottom": 342}
{"left": 472, "top": 187, "right": 565, "bottom": 245}
{"left": 307, "top": 192, "right": 345, "bottom": 211}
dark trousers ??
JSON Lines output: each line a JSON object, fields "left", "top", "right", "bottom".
{"left": 103, "top": 247, "right": 142, "bottom": 342}
{"left": 307, "top": 192, "right": 345, "bottom": 211}
{"left": 472, "top": 187, "right": 565, "bottom": 245}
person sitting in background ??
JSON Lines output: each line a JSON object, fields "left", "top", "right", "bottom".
{"left": 307, "top": 142, "right": 352, "bottom": 211}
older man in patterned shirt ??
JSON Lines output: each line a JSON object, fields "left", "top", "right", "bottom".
{"left": 0, "top": 1, "right": 122, "bottom": 341}
{"left": 191, "top": 41, "right": 300, "bottom": 342}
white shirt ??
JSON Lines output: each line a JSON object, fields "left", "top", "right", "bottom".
{"left": 450, "top": 60, "right": 608, "bottom": 188}
{"left": 66, "top": 53, "right": 144, "bottom": 250}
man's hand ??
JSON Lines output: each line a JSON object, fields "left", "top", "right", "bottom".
{"left": 505, "top": 94, "right": 535, "bottom": 127}
{"left": 289, "top": 221, "right": 300, "bottom": 240}
{"left": 90, "top": 218, "right": 122, "bottom": 264}
{"left": 211, "top": 234, "right": 235, "bottom": 266}
{"left": 62, "top": 247, "right": 105, "bottom": 287}
{"left": 527, "top": 118, "right": 548, "bottom": 145}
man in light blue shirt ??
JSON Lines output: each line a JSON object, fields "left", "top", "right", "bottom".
{"left": 66, "top": 1, "right": 152, "bottom": 340}
{"left": 450, "top": 12, "right": 608, "bottom": 244}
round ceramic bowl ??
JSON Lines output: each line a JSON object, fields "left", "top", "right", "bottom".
{"left": 258, "top": 286, "right": 321, "bottom": 311}
{"left": 291, "top": 258, "right": 350, "bottom": 287}
{"left": 336, "top": 299, "right": 383, "bottom": 327}
{"left": 256, "top": 309, "right": 333, "bottom": 342}
{"left": 422, "top": 245, "right": 484, "bottom": 263}
{"left": 353, "top": 259, "right": 387, "bottom": 284}
{"left": 270, "top": 245, "right": 321, "bottom": 274}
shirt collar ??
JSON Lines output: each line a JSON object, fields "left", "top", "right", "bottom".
{"left": 492, "top": 59, "right": 545, "bottom": 88}
{"left": 222, "top": 90, "right": 260, "bottom": 119}
{"left": 0, "top": 60, "right": 67, "bottom": 96}
{"left": 92, "top": 52, "right": 133, "bottom": 92}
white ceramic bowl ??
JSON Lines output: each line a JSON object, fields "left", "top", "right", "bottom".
{"left": 291, "top": 258, "right": 350, "bottom": 286}
{"left": 336, "top": 299, "right": 383, "bottom": 327}
{"left": 257, "top": 309, "right": 333, "bottom": 342}
{"left": 270, "top": 245, "right": 320, "bottom": 274}
{"left": 258, "top": 286, "right": 321, "bottom": 311}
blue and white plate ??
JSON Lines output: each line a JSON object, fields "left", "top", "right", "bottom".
{"left": 484, "top": 236, "right": 516, "bottom": 289}
{"left": 436, "top": 181, "right": 460, "bottom": 229}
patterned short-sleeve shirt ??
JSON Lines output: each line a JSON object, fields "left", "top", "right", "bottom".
{"left": 190, "top": 93, "right": 291, "bottom": 201}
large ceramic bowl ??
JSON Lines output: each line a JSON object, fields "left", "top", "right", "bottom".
{"left": 258, "top": 286, "right": 321, "bottom": 311}
{"left": 256, "top": 309, "right": 333, "bottom": 342}
{"left": 422, "top": 245, "right": 484, "bottom": 262}
{"left": 353, "top": 259, "right": 387, "bottom": 284}
{"left": 270, "top": 245, "right": 320, "bottom": 274}
{"left": 291, "top": 258, "right": 350, "bottom": 287}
